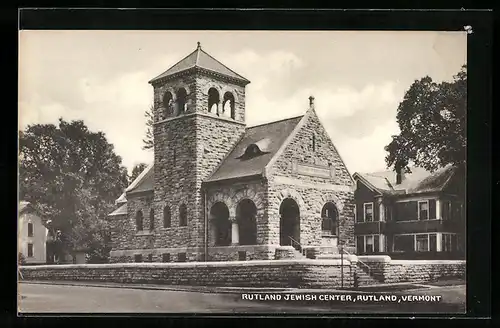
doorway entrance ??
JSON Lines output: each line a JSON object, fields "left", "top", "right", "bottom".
{"left": 279, "top": 198, "right": 300, "bottom": 247}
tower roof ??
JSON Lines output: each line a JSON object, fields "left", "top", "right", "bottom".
{"left": 149, "top": 42, "right": 250, "bottom": 85}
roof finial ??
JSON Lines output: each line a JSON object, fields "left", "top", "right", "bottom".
{"left": 309, "top": 95, "right": 315, "bottom": 109}
{"left": 197, "top": 41, "right": 201, "bottom": 49}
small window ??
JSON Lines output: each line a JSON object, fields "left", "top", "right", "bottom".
{"left": 179, "top": 204, "right": 187, "bottom": 227}
{"left": 27, "top": 243, "right": 33, "bottom": 257}
{"left": 416, "top": 234, "right": 429, "bottom": 252}
{"left": 178, "top": 253, "right": 186, "bottom": 262}
{"left": 321, "top": 202, "right": 338, "bottom": 235}
{"left": 312, "top": 134, "right": 316, "bottom": 152}
{"left": 149, "top": 209, "right": 155, "bottom": 231}
{"left": 363, "top": 203, "right": 373, "bottom": 222}
{"left": 134, "top": 254, "right": 142, "bottom": 263}
{"left": 238, "top": 251, "right": 247, "bottom": 261}
{"left": 418, "top": 201, "right": 429, "bottom": 220}
{"left": 27, "top": 223, "right": 33, "bottom": 237}
{"left": 136, "top": 210, "right": 143, "bottom": 231}
{"left": 163, "top": 206, "right": 171, "bottom": 228}
{"left": 147, "top": 254, "right": 153, "bottom": 262}
{"left": 162, "top": 253, "right": 170, "bottom": 262}
{"left": 365, "top": 235, "right": 374, "bottom": 253}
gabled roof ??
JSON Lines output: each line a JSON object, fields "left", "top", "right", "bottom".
{"left": 205, "top": 115, "right": 304, "bottom": 183}
{"left": 126, "top": 163, "right": 154, "bottom": 195}
{"left": 115, "top": 192, "right": 127, "bottom": 205}
{"left": 109, "top": 203, "right": 128, "bottom": 217}
{"left": 149, "top": 43, "right": 250, "bottom": 85}
{"left": 354, "top": 165, "right": 457, "bottom": 196}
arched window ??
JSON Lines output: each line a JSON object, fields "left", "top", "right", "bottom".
{"left": 149, "top": 208, "right": 155, "bottom": 231}
{"left": 179, "top": 204, "right": 187, "bottom": 226}
{"left": 208, "top": 87, "right": 220, "bottom": 114}
{"left": 236, "top": 199, "right": 257, "bottom": 245}
{"left": 163, "top": 206, "right": 171, "bottom": 228}
{"left": 222, "top": 92, "right": 236, "bottom": 119}
{"left": 162, "top": 91, "right": 173, "bottom": 119}
{"left": 211, "top": 202, "right": 231, "bottom": 246}
{"left": 176, "top": 88, "right": 187, "bottom": 115}
{"left": 321, "top": 202, "right": 338, "bottom": 235}
{"left": 136, "top": 210, "right": 143, "bottom": 231}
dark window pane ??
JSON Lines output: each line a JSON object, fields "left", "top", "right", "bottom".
{"left": 28, "top": 223, "right": 33, "bottom": 237}
{"left": 374, "top": 235, "right": 380, "bottom": 253}
{"left": 430, "top": 234, "right": 437, "bottom": 252}
{"left": 356, "top": 236, "right": 364, "bottom": 254}
{"left": 238, "top": 251, "right": 246, "bottom": 261}
{"left": 162, "top": 253, "right": 170, "bottom": 262}
{"left": 27, "top": 243, "right": 33, "bottom": 257}
{"left": 134, "top": 254, "right": 142, "bottom": 263}
{"left": 394, "top": 235, "right": 414, "bottom": 252}
{"left": 178, "top": 253, "right": 186, "bottom": 262}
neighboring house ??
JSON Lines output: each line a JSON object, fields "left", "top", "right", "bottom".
{"left": 353, "top": 165, "right": 465, "bottom": 259}
{"left": 108, "top": 42, "right": 356, "bottom": 263}
{"left": 18, "top": 201, "right": 48, "bottom": 264}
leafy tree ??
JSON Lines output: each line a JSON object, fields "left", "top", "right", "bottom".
{"left": 129, "top": 163, "right": 148, "bottom": 184}
{"left": 385, "top": 65, "right": 466, "bottom": 173}
{"left": 19, "top": 118, "right": 128, "bottom": 263}
{"left": 142, "top": 105, "right": 154, "bottom": 151}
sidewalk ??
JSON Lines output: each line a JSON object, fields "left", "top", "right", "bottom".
{"left": 19, "top": 279, "right": 464, "bottom": 295}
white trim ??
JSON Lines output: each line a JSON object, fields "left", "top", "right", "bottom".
{"left": 395, "top": 195, "right": 438, "bottom": 203}
{"left": 353, "top": 204, "right": 357, "bottom": 223}
{"left": 363, "top": 202, "right": 374, "bottom": 222}
{"left": 417, "top": 200, "right": 430, "bottom": 220}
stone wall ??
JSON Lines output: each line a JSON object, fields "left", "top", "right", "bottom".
{"left": 357, "top": 256, "right": 465, "bottom": 283}
{"left": 20, "top": 260, "right": 355, "bottom": 289}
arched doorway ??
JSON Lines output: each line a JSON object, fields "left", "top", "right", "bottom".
{"left": 279, "top": 198, "right": 300, "bottom": 246}
{"left": 210, "top": 202, "right": 231, "bottom": 246}
{"left": 236, "top": 199, "right": 257, "bottom": 245}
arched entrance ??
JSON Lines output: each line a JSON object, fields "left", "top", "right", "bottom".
{"left": 279, "top": 198, "right": 300, "bottom": 246}
{"left": 210, "top": 202, "right": 231, "bottom": 246}
{"left": 236, "top": 199, "right": 257, "bottom": 245}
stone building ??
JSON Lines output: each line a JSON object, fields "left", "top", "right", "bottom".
{"left": 109, "top": 43, "right": 356, "bottom": 263}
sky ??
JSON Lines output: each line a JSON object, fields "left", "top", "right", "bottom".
{"left": 18, "top": 30, "right": 467, "bottom": 175}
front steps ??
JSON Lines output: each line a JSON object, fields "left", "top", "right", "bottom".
{"left": 274, "top": 246, "right": 307, "bottom": 260}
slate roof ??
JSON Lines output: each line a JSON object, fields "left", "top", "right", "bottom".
{"left": 109, "top": 203, "right": 128, "bottom": 217}
{"left": 149, "top": 43, "right": 250, "bottom": 84}
{"left": 206, "top": 115, "right": 304, "bottom": 183}
{"left": 126, "top": 163, "right": 154, "bottom": 195}
{"left": 354, "top": 165, "right": 457, "bottom": 196}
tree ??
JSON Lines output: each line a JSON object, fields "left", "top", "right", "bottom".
{"left": 385, "top": 65, "right": 466, "bottom": 173}
{"left": 129, "top": 163, "right": 148, "bottom": 184}
{"left": 19, "top": 118, "right": 129, "bottom": 263}
{"left": 142, "top": 104, "right": 154, "bottom": 151}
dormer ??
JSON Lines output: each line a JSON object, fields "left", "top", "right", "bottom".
{"left": 237, "top": 138, "right": 271, "bottom": 160}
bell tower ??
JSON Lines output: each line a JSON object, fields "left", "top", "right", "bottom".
{"left": 148, "top": 42, "right": 250, "bottom": 261}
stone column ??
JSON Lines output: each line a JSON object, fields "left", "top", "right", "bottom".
{"left": 436, "top": 199, "right": 441, "bottom": 220}
{"left": 230, "top": 216, "right": 239, "bottom": 246}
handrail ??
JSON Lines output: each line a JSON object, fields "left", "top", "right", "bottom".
{"left": 339, "top": 246, "right": 371, "bottom": 276}
{"left": 288, "top": 236, "right": 306, "bottom": 256}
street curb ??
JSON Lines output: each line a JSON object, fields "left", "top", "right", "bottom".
{"left": 18, "top": 280, "right": 454, "bottom": 295}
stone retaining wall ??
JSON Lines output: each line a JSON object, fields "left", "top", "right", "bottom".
{"left": 20, "top": 260, "right": 355, "bottom": 289}
{"left": 357, "top": 256, "right": 465, "bottom": 283}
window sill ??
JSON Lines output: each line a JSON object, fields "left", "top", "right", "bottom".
{"left": 321, "top": 234, "right": 338, "bottom": 238}
{"left": 135, "top": 231, "right": 154, "bottom": 236}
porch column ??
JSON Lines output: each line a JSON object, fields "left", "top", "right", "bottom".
{"left": 436, "top": 232, "right": 442, "bottom": 252}
{"left": 436, "top": 199, "right": 442, "bottom": 220}
{"left": 378, "top": 200, "right": 385, "bottom": 222}
{"left": 379, "top": 234, "right": 386, "bottom": 252}
{"left": 230, "top": 216, "right": 239, "bottom": 246}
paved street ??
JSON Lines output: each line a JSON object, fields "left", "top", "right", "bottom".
{"left": 18, "top": 282, "right": 465, "bottom": 314}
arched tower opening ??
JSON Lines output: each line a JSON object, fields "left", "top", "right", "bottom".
{"left": 222, "top": 92, "right": 236, "bottom": 119}
{"left": 208, "top": 87, "right": 220, "bottom": 114}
